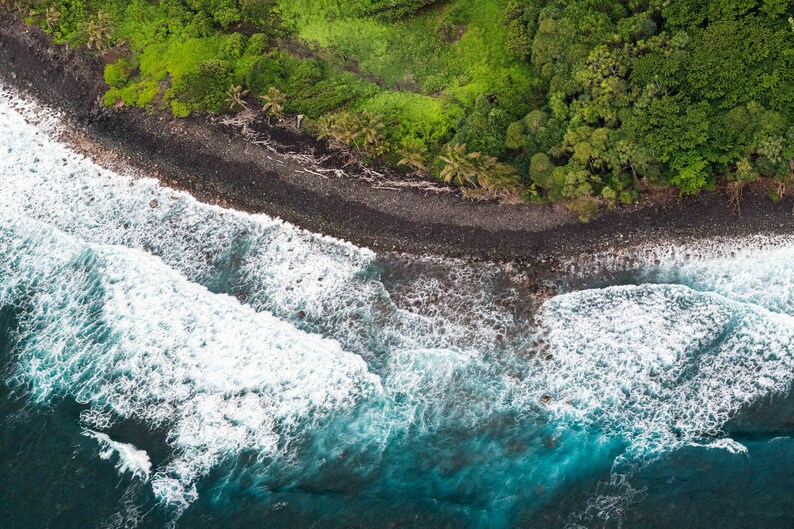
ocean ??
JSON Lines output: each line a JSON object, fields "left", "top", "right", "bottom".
{"left": 2, "top": 84, "right": 794, "bottom": 529}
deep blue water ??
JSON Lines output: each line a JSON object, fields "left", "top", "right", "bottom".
{"left": 2, "top": 85, "right": 794, "bottom": 529}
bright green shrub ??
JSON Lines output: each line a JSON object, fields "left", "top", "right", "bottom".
{"left": 134, "top": 80, "right": 161, "bottom": 108}
{"left": 225, "top": 33, "right": 248, "bottom": 58}
{"left": 359, "top": 90, "right": 462, "bottom": 149}
{"left": 171, "top": 100, "right": 191, "bottom": 117}
{"left": 210, "top": 0, "right": 242, "bottom": 29}
{"left": 601, "top": 185, "right": 617, "bottom": 205}
{"left": 286, "top": 80, "right": 365, "bottom": 118}
{"left": 670, "top": 154, "right": 711, "bottom": 195}
{"left": 104, "top": 59, "right": 131, "bottom": 88}
{"left": 246, "top": 33, "right": 269, "bottom": 55}
{"left": 246, "top": 55, "right": 288, "bottom": 94}
{"left": 170, "top": 59, "right": 232, "bottom": 112}
{"left": 104, "top": 87, "right": 135, "bottom": 106}
{"left": 358, "top": 0, "right": 450, "bottom": 21}
{"left": 288, "top": 59, "right": 324, "bottom": 87}
{"left": 505, "top": 121, "right": 525, "bottom": 150}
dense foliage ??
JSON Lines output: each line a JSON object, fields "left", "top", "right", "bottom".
{"left": 8, "top": 0, "right": 794, "bottom": 214}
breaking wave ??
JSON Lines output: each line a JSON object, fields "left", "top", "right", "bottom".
{"left": 2, "top": 82, "right": 794, "bottom": 528}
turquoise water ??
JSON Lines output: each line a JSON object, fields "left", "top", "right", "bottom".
{"left": 2, "top": 86, "right": 794, "bottom": 529}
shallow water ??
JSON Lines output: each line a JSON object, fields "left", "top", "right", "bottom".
{"left": 2, "top": 85, "right": 794, "bottom": 529}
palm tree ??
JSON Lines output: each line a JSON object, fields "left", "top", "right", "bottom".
{"left": 359, "top": 111, "right": 384, "bottom": 148}
{"left": 86, "top": 12, "right": 112, "bottom": 50}
{"left": 476, "top": 155, "right": 520, "bottom": 192}
{"left": 225, "top": 84, "right": 249, "bottom": 110}
{"left": 334, "top": 113, "right": 361, "bottom": 145}
{"left": 397, "top": 138, "right": 428, "bottom": 172}
{"left": 315, "top": 115, "right": 335, "bottom": 142}
{"left": 44, "top": 6, "right": 60, "bottom": 32}
{"left": 260, "top": 86, "right": 286, "bottom": 119}
{"left": 439, "top": 143, "right": 480, "bottom": 187}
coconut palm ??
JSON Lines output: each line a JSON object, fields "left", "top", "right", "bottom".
{"left": 260, "top": 86, "right": 286, "bottom": 119}
{"left": 44, "top": 6, "right": 60, "bottom": 31}
{"left": 315, "top": 115, "right": 335, "bottom": 141}
{"left": 86, "top": 12, "right": 112, "bottom": 50}
{"left": 476, "top": 155, "right": 520, "bottom": 192}
{"left": 397, "top": 138, "right": 428, "bottom": 172}
{"left": 334, "top": 113, "right": 361, "bottom": 145}
{"left": 359, "top": 111, "right": 384, "bottom": 148}
{"left": 225, "top": 84, "right": 249, "bottom": 110}
{"left": 439, "top": 143, "right": 480, "bottom": 187}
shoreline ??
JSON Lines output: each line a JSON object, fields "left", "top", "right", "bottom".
{"left": 2, "top": 18, "right": 794, "bottom": 264}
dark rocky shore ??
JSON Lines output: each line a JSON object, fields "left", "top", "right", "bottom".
{"left": 2, "top": 17, "right": 793, "bottom": 264}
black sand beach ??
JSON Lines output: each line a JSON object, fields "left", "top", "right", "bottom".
{"left": 2, "top": 17, "right": 793, "bottom": 264}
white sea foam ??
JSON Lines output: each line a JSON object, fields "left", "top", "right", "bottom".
{"left": 561, "top": 234, "right": 794, "bottom": 316}
{"left": 84, "top": 430, "right": 153, "bottom": 481}
{"left": 0, "top": 216, "right": 381, "bottom": 509}
{"left": 701, "top": 438, "right": 748, "bottom": 455}
{"left": 0, "top": 82, "right": 527, "bottom": 360}
{"left": 0, "top": 84, "right": 541, "bottom": 510}
{"left": 536, "top": 284, "right": 794, "bottom": 456}
{"left": 541, "top": 283, "right": 794, "bottom": 527}
{"left": 5, "top": 81, "right": 794, "bottom": 526}
{"left": 0, "top": 83, "right": 372, "bottom": 299}
{"left": 643, "top": 242, "right": 794, "bottom": 316}
{"left": 561, "top": 234, "right": 794, "bottom": 276}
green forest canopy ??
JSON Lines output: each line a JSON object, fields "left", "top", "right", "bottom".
{"left": 13, "top": 0, "right": 794, "bottom": 213}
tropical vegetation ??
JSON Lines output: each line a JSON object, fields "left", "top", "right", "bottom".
{"left": 6, "top": 0, "right": 794, "bottom": 216}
